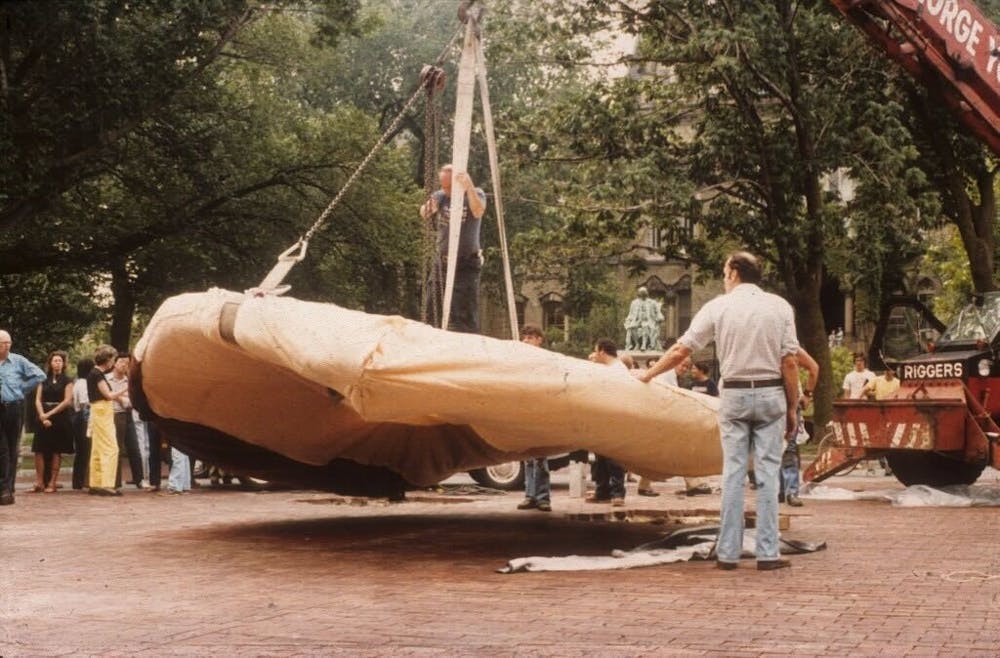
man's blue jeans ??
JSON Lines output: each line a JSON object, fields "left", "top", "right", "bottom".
{"left": 524, "top": 458, "right": 550, "bottom": 503}
{"left": 780, "top": 406, "right": 804, "bottom": 498}
{"left": 718, "top": 386, "right": 786, "bottom": 563}
{"left": 168, "top": 448, "right": 191, "bottom": 492}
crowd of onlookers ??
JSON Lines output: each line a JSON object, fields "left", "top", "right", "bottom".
{"left": 1, "top": 330, "right": 196, "bottom": 505}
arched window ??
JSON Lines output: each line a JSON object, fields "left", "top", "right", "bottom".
{"left": 539, "top": 292, "right": 565, "bottom": 333}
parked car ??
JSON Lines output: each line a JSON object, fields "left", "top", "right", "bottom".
{"left": 468, "top": 450, "right": 590, "bottom": 490}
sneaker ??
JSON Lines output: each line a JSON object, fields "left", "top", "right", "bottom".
{"left": 536, "top": 501, "right": 552, "bottom": 512}
{"left": 516, "top": 498, "right": 536, "bottom": 510}
{"left": 757, "top": 559, "right": 791, "bottom": 571}
{"left": 611, "top": 497, "right": 625, "bottom": 507}
{"left": 786, "top": 495, "right": 804, "bottom": 507}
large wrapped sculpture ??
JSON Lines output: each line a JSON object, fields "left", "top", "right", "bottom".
{"left": 132, "top": 289, "right": 722, "bottom": 497}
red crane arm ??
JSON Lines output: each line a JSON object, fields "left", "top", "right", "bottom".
{"left": 829, "top": 0, "right": 1000, "bottom": 155}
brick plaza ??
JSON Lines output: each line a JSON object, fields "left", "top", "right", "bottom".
{"left": 2, "top": 471, "right": 999, "bottom": 656}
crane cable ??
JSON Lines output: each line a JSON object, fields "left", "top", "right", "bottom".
{"left": 249, "top": 24, "right": 463, "bottom": 297}
{"left": 252, "top": 1, "right": 520, "bottom": 342}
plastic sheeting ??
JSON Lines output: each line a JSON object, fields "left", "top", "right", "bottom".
{"left": 800, "top": 483, "right": 1000, "bottom": 507}
{"left": 134, "top": 289, "right": 723, "bottom": 487}
{"left": 498, "top": 526, "right": 826, "bottom": 573}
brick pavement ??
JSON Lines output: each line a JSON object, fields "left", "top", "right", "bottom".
{"left": 1, "top": 471, "right": 999, "bottom": 657}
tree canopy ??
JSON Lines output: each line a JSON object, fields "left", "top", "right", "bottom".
{"left": 1, "top": 0, "right": 998, "bottom": 429}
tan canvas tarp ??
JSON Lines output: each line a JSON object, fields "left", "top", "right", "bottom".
{"left": 134, "top": 289, "right": 722, "bottom": 486}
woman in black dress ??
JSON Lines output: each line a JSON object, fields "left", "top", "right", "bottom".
{"left": 32, "top": 350, "right": 75, "bottom": 493}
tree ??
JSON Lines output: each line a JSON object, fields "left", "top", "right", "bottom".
{"left": 0, "top": 1, "right": 434, "bottom": 349}
{"left": 484, "top": 1, "right": 941, "bottom": 426}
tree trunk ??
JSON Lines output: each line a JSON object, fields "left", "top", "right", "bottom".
{"left": 109, "top": 259, "right": 135, "bottom": 352}
{"left": 909, "top": 89, "right": 998, "bottom": 293}
{"left": 794, "top": 285, "right": 834, "bottom": 430}
{"left": 948, "top": 166, "right": 997, "bottom": 293}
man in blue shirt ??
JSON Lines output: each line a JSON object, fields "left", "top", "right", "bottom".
{"left": 0, "top": 330, "right": 46, "bottom": 505}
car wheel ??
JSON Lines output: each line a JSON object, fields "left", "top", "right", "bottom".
{"left": 468, "top": 461, "right": 525, "bottom": 490}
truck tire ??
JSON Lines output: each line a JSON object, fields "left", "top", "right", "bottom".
{"left": 468, "top": 461, "right": 525, "bottom": 491}
{"left": 885, "top": 451, "right": 986, "bottom": 488}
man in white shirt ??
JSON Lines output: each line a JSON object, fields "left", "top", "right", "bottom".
{"left": 640, "top": 251, "right": 799, "bottom": 571}
{"left": 842, "top": 355, "right": 875, "bottom": 399}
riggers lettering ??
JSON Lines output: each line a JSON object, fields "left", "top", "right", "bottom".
{"left": 901, "top": 362, "right": 965, "bottom": 380}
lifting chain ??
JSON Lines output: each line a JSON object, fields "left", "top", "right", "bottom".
{"left": 251, "top": 19, "right": 464, "bottom": 297}
{"left": 420, "top": 65, "right": 445, "bottom": 325}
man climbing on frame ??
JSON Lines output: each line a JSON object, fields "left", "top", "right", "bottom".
{"left": 420, "top": 164, "right": 487, "bottom": 333}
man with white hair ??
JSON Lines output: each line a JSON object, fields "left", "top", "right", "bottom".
{"left": 0, "top": 330, "right": 46, "bottom": 505}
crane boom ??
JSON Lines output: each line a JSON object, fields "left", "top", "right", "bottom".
{"left": 829, "top": 0, "right": 1000, "bottom": 155}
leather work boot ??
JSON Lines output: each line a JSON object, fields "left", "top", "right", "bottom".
{"left": 786, "top": 494, "right": 804, "bottom": 507}
{"left": 757, "top": 559, "right": 791, "bottom": 571}
{"left": 516, "top": 498, "right": 536, "bottom": 510}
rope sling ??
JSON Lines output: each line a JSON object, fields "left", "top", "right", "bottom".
{"left": 252, "top": 1, "right": 520, "bottom": 340}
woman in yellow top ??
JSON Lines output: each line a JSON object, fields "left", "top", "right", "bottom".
{"left": 86, "top": 345, "right": 128, "bottom": 496}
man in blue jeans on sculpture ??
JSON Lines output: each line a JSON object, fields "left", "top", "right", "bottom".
{"left": 516, "top": 325, "right": 553, "bottom": 512}
{"left": 640, "top": 252, "right": 800, "bottom": 571}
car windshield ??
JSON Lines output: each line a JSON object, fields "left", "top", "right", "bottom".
{"left": 939, "top": 292, "right": 1000, "bottom": 343}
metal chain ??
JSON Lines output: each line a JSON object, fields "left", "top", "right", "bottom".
{"left": 299, "top": 29, "right": 463, "bottom": 247}
{"left": 420, "top": 75, "right": 443, "bottom": 325}
{"left": 252, "top": 18, "right": 465, "bottom": 296}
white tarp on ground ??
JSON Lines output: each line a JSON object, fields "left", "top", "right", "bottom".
{"left": 134, "top": 289, "right": 723, "bottom": 486}
{"left": 498, "top": 529, "right": 826, "bottom": 573}
{"left": 800, "top": 483, "right": 1000, "bottom": 507}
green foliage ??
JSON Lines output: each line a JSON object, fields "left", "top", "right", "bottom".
{"left": 556, "top": 299, "right": 625, "bottom": 358}
{"left": 829, "top": 346, "right": 859, "bottom": 396}
{"left": 0, "top": 270, "right": 104, "bottom": 363}
{"left": 0, "top": 0, "right": 444, "bottom": 352}
{"left": 920, "top": 226, "right": 975, "bottom": 325}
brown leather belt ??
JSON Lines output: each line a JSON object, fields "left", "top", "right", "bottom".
{"left": 724, "top": 378, "right": 784, "bottom": 389}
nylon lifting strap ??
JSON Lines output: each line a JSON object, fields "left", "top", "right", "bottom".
{"left": 441, "top": 5, "right": 518, "bottom": 340}
{"left": 440, "top": 16, "right": 477, "bottom": 333}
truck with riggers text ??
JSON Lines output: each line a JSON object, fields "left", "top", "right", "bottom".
{"left": 804, "top": 292, "right": 1000, "bottom": 486}
{"left": 799, "top": 1, "right": 1000, "bottom": 486}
